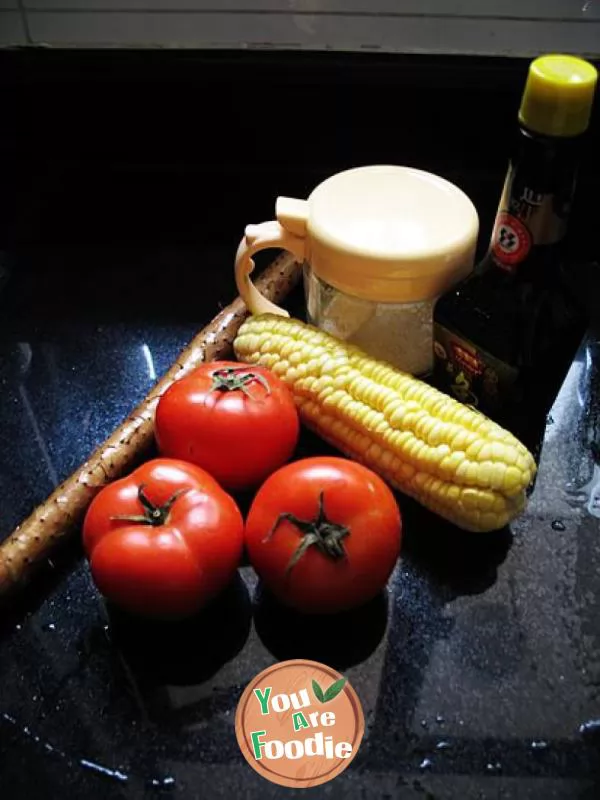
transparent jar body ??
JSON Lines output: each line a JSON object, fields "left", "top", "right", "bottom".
{"left": 303, "top": 264, "right": 436, "bottom": 378}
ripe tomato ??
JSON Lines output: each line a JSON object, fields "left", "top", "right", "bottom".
{"left": 154, "top": 361, "right": 300, "bottom": 492}
{"left": 83, "top": 458, "right": 244, "bottom": 619}
{"left": 244, "top": 457, "right": 402, "bottom": 614}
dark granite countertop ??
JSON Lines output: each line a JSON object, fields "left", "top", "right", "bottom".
{"left": 0, "top": 243, "right": 599, "bottom": 800}
{"left": 1, "top": 45, "right": 600, "bottom": 800}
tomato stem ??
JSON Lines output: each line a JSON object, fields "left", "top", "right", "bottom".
{"left": 210, "top": 367, "right": 270, "bottom": 399}
{"left": 263, "top": 491, "right": 350, "bottom": 576}
{"left": 109, "top": 485, "right": 186, "bottom": 526}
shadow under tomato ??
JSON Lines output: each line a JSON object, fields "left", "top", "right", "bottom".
{"left": 253, "top": 582, "right": 389, "bottom": 670}
{"left": 106, "top": 573, "right": 252, "bottom": 685}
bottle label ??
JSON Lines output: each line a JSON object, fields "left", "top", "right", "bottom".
{"left": 491, "top": 211, "right": 532, "bottom": 267}
{"left": 489, "top": 166, "right": 570, "bottom": 272}
{"left": 433, "top": 323, "right": 520, "bottom": 412}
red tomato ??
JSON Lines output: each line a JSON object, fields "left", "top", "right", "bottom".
{"left": 83, "top": 458, "right": 244, "bottom": 619}
{"left": 154, "top": 361, "right": 300, "bottom": 492}
{"left": 244, "top": 457, "right": 402, "bottom": 614}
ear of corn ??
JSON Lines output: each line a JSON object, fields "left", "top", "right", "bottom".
{"left": 234, "top": 313, "right": 537, "bottom": 533}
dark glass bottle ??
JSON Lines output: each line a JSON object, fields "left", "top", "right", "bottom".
{"left": 432, "top": 54, "right": 597, "bottom": 452}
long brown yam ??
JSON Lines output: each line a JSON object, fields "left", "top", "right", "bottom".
{"left": 0, "top": 253, "right": 301, "bottom": 597}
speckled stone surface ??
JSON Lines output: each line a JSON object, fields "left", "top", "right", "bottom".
{"left": 0, "top": 247, "right": 599, "bottom": 800}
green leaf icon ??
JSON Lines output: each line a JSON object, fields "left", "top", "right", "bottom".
{"left": 312, "top": 679, "right": 325, "bottom": 703}
{"left": 323, "top": 677, "right": 347, "bottom": 702}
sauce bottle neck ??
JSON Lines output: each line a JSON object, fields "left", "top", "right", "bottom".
{"left": 485, "top": 126, "right": 581, "bottom": 275}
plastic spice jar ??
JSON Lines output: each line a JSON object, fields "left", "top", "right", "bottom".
{"left": 234, "top": 165, "right": 479, "bottom": 376}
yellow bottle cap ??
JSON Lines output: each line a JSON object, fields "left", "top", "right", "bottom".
{"left": 519, "top": 54, "right": 598, "bottom": 138}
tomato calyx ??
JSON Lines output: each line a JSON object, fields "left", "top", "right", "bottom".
{"left": 263, "top": 491, "right": 350, "bottom": 575}
{"left": 210, "top": 366, "right": 271, "bottom": 399}
{"left": 110, "top": 484, "right": 185, "bottom": 527}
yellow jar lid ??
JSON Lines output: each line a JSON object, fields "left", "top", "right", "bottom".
{"left": 519, "top": 54, "right": 598, "bottom": 138}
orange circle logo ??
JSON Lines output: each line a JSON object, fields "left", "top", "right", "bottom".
{"left": 235, "top": 659, "right": 364, "bottom": 788}
{"left": 492, "top": 211, "right": 532, "bottom": 268}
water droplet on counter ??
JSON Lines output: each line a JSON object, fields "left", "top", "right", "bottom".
{"left": 80, "top": 759, "right": 128, "bottom": 783}
{"left": 435, "top": 714, "right": 445, "bottom": 724}
{"left": 579, "top": 719, "right": 600, "bottom": 737}
{"left": 15, "top": 624, "right": 21, "bottom": 631}
{"left": 419, "top": 758, "right": 432, "bottom": 771}
{"left": 435, "top": 741, "right": 451, "bottom": 751}
{"left": 551, "top": 520, "right": 566, "bottom": 531}
{"left": 531, "top": 740, "right": 548, "bottom": 750}
{"left": 486, "top": 762, "right": 502, "bottom": 772}
{"left": 149, "top": 777, "right": 176, "bottom": 790}
{"left": 420, "top": 719, "right": 428, "bottom": 729}
{"left": 1, "top": 713, "right": 16, "bottom": 724}
{"left": 42, "top": 622, "right": 56, "bottom": 632}
{"left": 44, "top": 743, "right": 54, "bottom": 753}
{"left": 565, "top": 484, "right": 589, "bottom": 508}
{"left": 18, "top": 724, "right": 53, "bottom": 752}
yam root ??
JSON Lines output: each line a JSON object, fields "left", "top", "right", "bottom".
{"left": 0, "top": 253, "right": 301, "bottom": 598}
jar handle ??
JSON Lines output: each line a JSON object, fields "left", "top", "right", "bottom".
{"left": 235, "top": 220, "right": 307, "bottom": 317}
